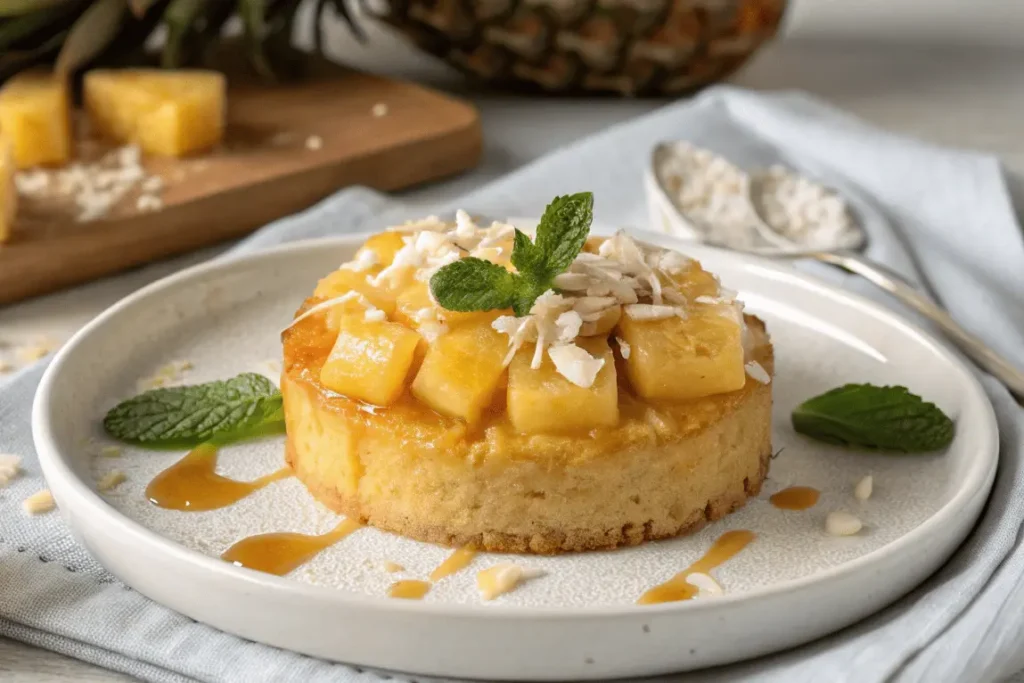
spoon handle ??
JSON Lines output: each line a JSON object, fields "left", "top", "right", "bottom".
{"left": 814, "top": 251, "right": 1024, "bottom": 401}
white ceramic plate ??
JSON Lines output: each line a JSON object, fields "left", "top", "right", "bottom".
{"left": 33, "top": 227, "right": 997, "bottom": 681}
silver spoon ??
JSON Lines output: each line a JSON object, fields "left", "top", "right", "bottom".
{"left": 649, "top": 156, "right": 1024, "bottom": 400}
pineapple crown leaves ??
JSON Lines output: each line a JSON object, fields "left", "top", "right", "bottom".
{"left": 430, "top": 192, "right": 594, "bottom": 317}
{"left": 0, "top": 0, "right": 365, "bottom": 85}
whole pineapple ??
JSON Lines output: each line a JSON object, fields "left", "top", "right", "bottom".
{"left": 371, "top": 0, "right": 788, "bottom": 96}
{"left": 0, "top": 0, "right": 786, "bottom": 96}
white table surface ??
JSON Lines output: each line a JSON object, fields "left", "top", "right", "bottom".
{"left": 3, "top": 35, "right": 1024, "bottom": 683}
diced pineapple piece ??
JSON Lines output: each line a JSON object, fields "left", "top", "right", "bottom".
{"left": 319, "top": 315, "right": 420, "bottom": 405}
{"left": 508, "top": 337, "right": 618, "bottom": 435}
{"left": 84, "top": 69, "right": 225, "bottom": 157}
{"left": 665, "top": 261, "right": 721, "bottom": 301}
{"left": 0, "top": 135, "right": 15, "bottom": 243}
{"left": 314, "top": 269, "right": 395, "bottom": 313}
{"left": 617, "top": 306, "right": 745, "bottom": 401}
{"left": 356, "top": 232, "right": 406, "bottom": 269}
{"left": 411, "top": 318, "right": 509, "bottom": 423}
{"left": 0, "top": 71, "right": 71, "bottom": 168}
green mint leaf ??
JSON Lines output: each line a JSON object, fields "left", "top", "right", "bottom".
{"left": 510, "top": 228, "right": 545, "bottom": 277}
{"left": 511, "top": 277, "right": 549, "bottom": 317}
{"left": 429, "top": 257, "right": 518, "bottom": 312}
{"left": 103, "top": 373, "right": 286, "bottom": 448}
{"left": 534, "top": 192, "right": 594, "bottom": 276}
{"left": 791, "top": 383, "right": 954, "bottom": 452}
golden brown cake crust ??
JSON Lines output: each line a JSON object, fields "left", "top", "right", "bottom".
{"left": 282, "top": 312, "right": 774, "bottom": 554}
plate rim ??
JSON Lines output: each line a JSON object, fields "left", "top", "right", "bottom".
{"left": 32, "top": 229, "right": 999, "bottom": 621}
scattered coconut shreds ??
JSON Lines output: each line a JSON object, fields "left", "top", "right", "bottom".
{"left": 371, "top": 102, "right": 389, "bottom": 118}
{"left": 23, "top": 489, "right": 55, "bottom": 515}
{"left": 0, "top": 454, "right": 22, "bottom": 487}
{"left": 825, "top": 511, "right": 863, "bottom": 537}
{"left": 305, "top": 135, "right": 324, "bottom": 151}
{"left": 547, "top": 343, "right": 605, "bottom": 389}
{"left": 14, "top": 144, "right": 164, "bottom": 222}
{"left": 417, "top": 321, "right": 448, "bottom": 343}
{"left": 854, "top": 475, "right": 873, "bottom": 502}
{"left": 615, "top": 337, "right": 631, "bottom": 359}
{"left": 97, "top": 470, "right": 127, "bottom": 492}
{"left": 363, "top": 308, "right": 386, "bottom": 323}
{"left": 281, "top": 291, "right": 368, "bottom": 333}
{"left": 624, "top": 304, "right": 682, "bottom": 321}
{"left": 744, "top": 361, "right": 771, "bottom": 384}
{"left": 136, "top": 194, "right": 163, "bottom": 212}
{"left": 342, "top": 248, "right": 379, "bottom": 272}
{"left": 383, "top": 561, "right": 404, "bottom": 573}
{"left": 477, "top": 564, "right": 545, "bottom": 601}
{"left": 15, "top": 340, "right": 53, "bottom": 363}
{"left": 686, "top": 572, "right": 724, "bottom": 597}
{"left": 100, "top": 445, "right": 122, "bottom": 458}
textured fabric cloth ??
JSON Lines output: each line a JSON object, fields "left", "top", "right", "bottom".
{"left": 1, "top": 87, "right": 1023, "bottom": 683}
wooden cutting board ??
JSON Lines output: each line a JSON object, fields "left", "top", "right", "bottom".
{"left": 0, "top": 68, "right": 481, "bottom": 305}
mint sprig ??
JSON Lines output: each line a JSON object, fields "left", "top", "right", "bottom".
{"left": 430, "top": 192, "right": 594, "bottom": 316}
{"left": 791, "top": 384, "right": 954, "bottom": 452}
{"left": 103, "top": 373, "right": 286, "bottom": 448}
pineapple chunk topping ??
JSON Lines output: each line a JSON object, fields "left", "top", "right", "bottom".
{"left": 291, "top": 211, "right": 753, "bottom": 408}
{"left": 0, "top": 71, "right": 71, "bottom": 169}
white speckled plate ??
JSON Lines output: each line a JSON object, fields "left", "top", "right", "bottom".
{"left": 33, "top": 225, "right": 997, "bottom": 681}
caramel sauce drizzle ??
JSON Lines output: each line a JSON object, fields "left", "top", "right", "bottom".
{"left": 429, "top": 546, "right": 477, "bottom": 582}
{"left": 769, "top": 486, "right": 820, "bottom": 511}
{"left": 221, "top": 518, "right": 362, "bottom": 576}
{"left": 386, "top": 546, "right": 478, "bottom": 600}
{"left": 146, "top": 444, "right": 291, "bottom": 511}
{"left": 388, "top": 580, "right": 431, "bottom": 600}
{"left": 637, "top": 530, "right": 756, "bottom": 605}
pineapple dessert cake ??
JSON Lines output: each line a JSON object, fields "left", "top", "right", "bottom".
{"left": 281, "top": 193, "right": 774, "bottom": 553}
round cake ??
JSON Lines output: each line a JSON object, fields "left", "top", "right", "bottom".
{"left": 281, "top": 207, "right": 773, "bottom": 554}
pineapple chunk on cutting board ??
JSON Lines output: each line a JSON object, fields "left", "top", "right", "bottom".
{"left": 508, "top": 337, "right": 619, "bottom": 435}
{"left": 617, "top": 305, "right": 746, "bottom": 401}
{"left": 411, "top": 317, "right": 508, "bottom": 424}
{"left": 320, "top": 314, "right": 421, "bottom": 406}
{"left": 0, "top": 135, "right": 15, "bottom": 243}
{"left": 0, "top": 71, "right": 71, "bottom": 169}
{"left": 84, "top": 69, "right": 226, "bottom": 157}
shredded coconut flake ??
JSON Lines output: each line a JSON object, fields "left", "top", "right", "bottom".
{"left": 854, "top": 475, "right": 873, "bottom": 502}
{"left": 624, "top": 304, "right": 681, "bottom": 321}
{"left": 97, "top": 470, "right": 127, "bottom": 492}
{"left": 686, "top": 572, "right": 724, "bottom": 597}
{"left": 23, "top": 489, "right": 55, "bottom": 515}
{"left": 342, "top": 248, "right": 379, "bottom": 272}
{"left": 615, "top": 337, "right": 631, "bottom": 359}
{"left": 0, "top": 454, "right": 22, "bottom": 487}
{"left": 825, "top": 511, "right": 863, "bottom": 536}
{"left": 744, "top": 361, "right": 771, "bottom": 384}
{"left": 477, "top": 564, "right": 545, "bottom": 601}
{"left": 547, "top": 343, "right": 605, "bottom": 388}
{"left": 417, "top": 321, "right": 448, "bottom": 342}
{"left": 282, "top": 292, "right": 368, "bottom": 333}
{"left": 305, "top": 135, "right": 323, "bottom": 151}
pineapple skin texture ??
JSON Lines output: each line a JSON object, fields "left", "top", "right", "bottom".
{"left": 84, "top": 69, "right": 225, "bottom": 157}
{"left": 0, "top": 134, "right": 15, "bottom": 242}
{"left": 0, "top": 72, "right": 71, "bottom": 169}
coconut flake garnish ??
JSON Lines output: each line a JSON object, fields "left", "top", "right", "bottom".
{"left": 363, "top": 308, "right": 386, "bottom": 322}
{"left": 418, "top": 321, "right": 448, "bottom": 342}
{"left": 686, "top": 572, "right": 724, "bottom": 597}
{"left": 744, "top": 361, "right": 771, "bottom": 384}
{"left": 624, "top": 304, "right": 682, "bottom": 321}
{"left": 342, "top": 248, "right": 379, "bottom": 272}
{"left": 281, "top": 291, "right": 370, "bottom": 333}
{"left": 615, "top": 337, "right": 631, "bottom": 359}
{"left": 547, "top": 343, "right": 605, "bottom": 388}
